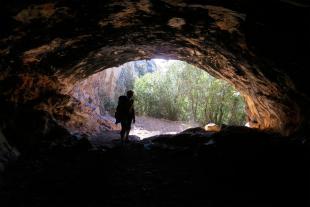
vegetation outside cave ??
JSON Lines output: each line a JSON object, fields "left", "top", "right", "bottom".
{"left": 134, "top": 60, "right": 246, "bottom": 126}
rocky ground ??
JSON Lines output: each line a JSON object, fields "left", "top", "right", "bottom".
{"left": 0, "top": 126, "right": 309, "bottom": 207}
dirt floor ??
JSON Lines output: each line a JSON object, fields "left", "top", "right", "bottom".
{"left": 131, "top": 116, "right": 199, "bottom": 139}
{"left": 91, "top": 116, "right": 199, "bottom": 148}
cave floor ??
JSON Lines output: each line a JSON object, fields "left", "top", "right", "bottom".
{"left": 0, "top": 131, "right": 309, "bottom": 207}
{"left": 1, "top": 142, "right": 210, "bottom": 207}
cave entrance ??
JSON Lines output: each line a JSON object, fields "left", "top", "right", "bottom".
{"left": 70, "top": 59, "right": 246, "bottom": 139}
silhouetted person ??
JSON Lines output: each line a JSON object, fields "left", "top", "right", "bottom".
{"left": 115, "top": 90, "right": 135, "bottom": 143}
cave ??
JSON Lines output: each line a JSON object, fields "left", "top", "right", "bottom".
{"left": 0, "top": 0, "right": 309, "bottom": 206}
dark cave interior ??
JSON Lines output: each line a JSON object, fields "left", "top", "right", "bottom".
{"left": 0, "top": 0, "right": 309, "bottom": 206}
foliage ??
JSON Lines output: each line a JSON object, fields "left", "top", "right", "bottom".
{"left": 134, "top": 61, "right": 246, "bottom": 125}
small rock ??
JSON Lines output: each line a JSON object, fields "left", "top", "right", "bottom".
{"left": 204, "top": 123, "right": 221, "bottom": 132}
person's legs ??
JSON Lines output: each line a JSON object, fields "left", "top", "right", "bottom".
{"left": 123, "top": 119, "right": 131, "bottom": 143}
{"left": 120, "top": 121, "right": 127, "bottom": 143}
{"left": 125, "top": 129, "right": 130, "bottom": 142}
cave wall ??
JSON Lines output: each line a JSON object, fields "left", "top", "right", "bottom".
{"left": 70, "top": 64, "right": 124, "bottom": 117}
{"left": 0, "top": 0, "right": 310, "bottom": 148}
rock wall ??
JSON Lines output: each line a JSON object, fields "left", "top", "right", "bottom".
{"left": 70, "top": 60, "right": 157, "bottom": 116}
{"left": 70, "top": 65, "right": 123, "bottom": 116}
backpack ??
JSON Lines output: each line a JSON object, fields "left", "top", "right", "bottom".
{"left": 115, "top": 95, "right": 128, "bottom": 124}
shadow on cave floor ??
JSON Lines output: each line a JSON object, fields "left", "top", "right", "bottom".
{"left": 0, "top": 126, "right": 309, "bottom": 207}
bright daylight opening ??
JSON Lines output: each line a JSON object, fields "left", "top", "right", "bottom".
{"left": 71, "top": 59, "right": 246, "bottom": 139}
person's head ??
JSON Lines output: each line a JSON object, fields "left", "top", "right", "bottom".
{"left": 127, "top": 90, "right": 134, "bottom": 98}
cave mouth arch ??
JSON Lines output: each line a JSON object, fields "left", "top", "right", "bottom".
{"left": 69, "top": 59, "right": 247, "bottom": 139}
{"left": 56, "top": 33, "right": 299, "bottom": 138}
{"left": 2, "top": 35, "right": 301, "bottom": 140}
{"left": 1, "top": 0, "right": 309, "bottom": 150}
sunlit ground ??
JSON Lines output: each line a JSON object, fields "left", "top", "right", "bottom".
{"left": 129, "top": 115, "right": 199, "bottom": 139}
